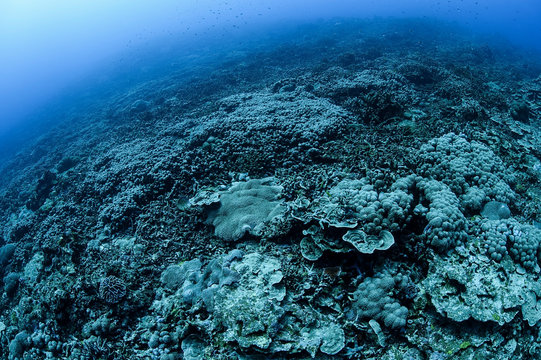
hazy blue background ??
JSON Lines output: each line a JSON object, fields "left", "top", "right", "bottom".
{"left": 0, "top": 0, "right": 540, "bottom": 139}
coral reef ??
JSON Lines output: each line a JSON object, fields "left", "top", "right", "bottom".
{"left": 0, "top": 18, "right": 540, "bottom": 360}
{"left": 352, "top": 273, "right": 409, "bottom": 329}
{"left": 204, "top": 178, "right": 287, "bottom": 241}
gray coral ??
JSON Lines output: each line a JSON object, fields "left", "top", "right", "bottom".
{"left": 481, "top": 219, "right": 541, "bottom": 270}
{"left": 352, "top": 273, "right": 408, "bottom": 329}
{"left": 206, "top": 178, "right": 286, "bottom": 241}
{"left": 417, "top": 133, "right": 516, "bottom": 208}
{"left": 416, "top": 178, "right": 467, "bottom": 251}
